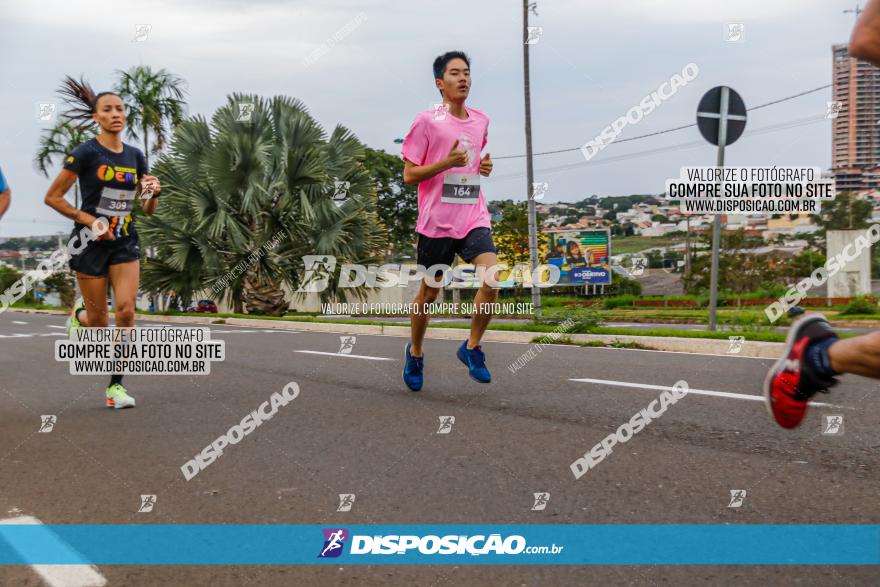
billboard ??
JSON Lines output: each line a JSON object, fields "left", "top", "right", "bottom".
{"left": 543, "top": 229, "right": 611, "bottom": 285}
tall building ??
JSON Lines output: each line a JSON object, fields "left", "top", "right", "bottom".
{"left": 831, "top": 43, "right": 880, "bottom": 192}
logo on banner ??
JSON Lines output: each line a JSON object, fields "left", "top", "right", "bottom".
{"left": 319, "top": 528, "right": 349, "bottom": 558}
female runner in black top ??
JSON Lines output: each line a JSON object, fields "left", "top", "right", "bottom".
{"left": 44, "top": 79, "right": 161, "bottom": 409}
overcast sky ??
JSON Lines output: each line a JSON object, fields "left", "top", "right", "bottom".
{"left": 0, "top": 0, "right": 860, "bottom": 237}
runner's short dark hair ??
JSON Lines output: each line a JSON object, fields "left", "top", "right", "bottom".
{"left": 433, "top": 51, "right": 471, "bottom": 80}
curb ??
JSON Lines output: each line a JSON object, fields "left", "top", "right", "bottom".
{"left": 9, "top": 309, "right": 783, "bottom": 358}
{"left": 10, "top": 309, "right": 68, "bottom": 316}
{"left": 233, "top": 318, "right": 785, "bottom": 358}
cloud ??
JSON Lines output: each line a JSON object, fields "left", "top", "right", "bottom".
{"left": 0, "top": 0, "right": 858, "bottom": 237}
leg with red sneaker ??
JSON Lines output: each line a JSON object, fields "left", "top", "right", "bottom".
{"left": 767, "top": 1, "right": 880, "bottom": 428}
{"left": 763, "top": 314, "right": 840, "bottom": 429}
{"left": 764, "top": 312, "right": 880, "bottom": 428}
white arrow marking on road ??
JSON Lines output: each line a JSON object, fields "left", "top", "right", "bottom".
{"left": 295, "top": 350, "right": 394, "bottom": 361}
{"left": 0, "top": 515, "right": 107, "bottom": 587}
{"left": 570, "top": 378, "right": 839, "bottom": 407}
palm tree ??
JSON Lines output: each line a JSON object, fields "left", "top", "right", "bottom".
{"left": 34, "top": 121, "right": 96, "bottom": 208}
{"left": 137, "top": 94, "right": 387, "bottom": 315}
{"left": 115, "top": 65, "right": 186, "bottom": 167}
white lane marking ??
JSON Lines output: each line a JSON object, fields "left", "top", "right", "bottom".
{"left": 569, "top": 377, "right": 839, "bottom": 407}
{"left": 0, "top": 515, "right": 107, "bottom": 587}
{"left": 11, "top": 320, "right": 27, "bottom": 325}
{"left": 210, "top": 329, "right": 259, "bottom": 334}
{"left": 0, "top": 332, "right": 65, "bottom": 339}
{"left": 29, "top": 326, "right": 780, "bottom": 363}
{"left": 276, "top": 330, "right": 778, "bottom": 360}
{"left": 48, "top": 325, "right": 67, "bottom": 330}
{"left": 494, "top": 339, "right": 778, "bottom": 360}
{"left": 294, "top": 350, "right": 394, "bottom": 361}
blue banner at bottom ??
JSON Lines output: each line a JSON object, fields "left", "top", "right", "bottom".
{"left": 0, "top": 524, "right": 877, "bottom": 565}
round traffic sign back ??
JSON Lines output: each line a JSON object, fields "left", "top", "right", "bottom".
{"left": 696, "top": 86, "right": 747, "bottom": 146}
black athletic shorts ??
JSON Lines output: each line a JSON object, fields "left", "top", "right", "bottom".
{"left": 69, "top": 236, "right": 141, "bottom": 276}
{"left": 416, "top": 227, "right": 496, "bottom": 270}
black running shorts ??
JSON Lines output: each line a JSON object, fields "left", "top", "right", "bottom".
{"left": 416, "top": 227, "right": 497, "bottom": 270}
{"left": 69, "top": 236, "right": 141, "bottom": 277}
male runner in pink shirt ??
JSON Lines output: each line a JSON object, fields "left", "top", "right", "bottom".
{"left": 400, "top": 51, "right": 496, "bottom": 391}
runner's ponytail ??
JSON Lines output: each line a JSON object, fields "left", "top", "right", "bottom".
{"left": 58, "top": 75, "right": 121, "bottom": 128}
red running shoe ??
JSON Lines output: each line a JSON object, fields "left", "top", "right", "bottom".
{"left": 763, "top": 314, "right": 839, "bottom": 429}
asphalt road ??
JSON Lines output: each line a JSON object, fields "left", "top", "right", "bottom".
{"left": 0, "top": 310, "right": 878, "bottom": 586}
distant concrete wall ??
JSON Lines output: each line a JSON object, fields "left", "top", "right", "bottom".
{"left": 286, "top": 273, "right": 427, "bottom": 313}
{"left": 827, "top": 230, "right": 871, "bottom": 297}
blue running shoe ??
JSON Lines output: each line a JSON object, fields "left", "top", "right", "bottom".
{"left": 457, "top": 340, "right": 491, "bottom": 383}
{"left": 403, "top": 342, "right": 424, "bottom": 391}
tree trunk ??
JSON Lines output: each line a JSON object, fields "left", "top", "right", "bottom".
{"left": 242, "top": 276, "right": 288, "bottom": 316}
{"left": 143, "top": 127, "right": 150, "bottom": 168}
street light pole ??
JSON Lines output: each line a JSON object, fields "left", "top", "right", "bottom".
{"left": 523, "top": 0, "right": 542, "bottom": 319}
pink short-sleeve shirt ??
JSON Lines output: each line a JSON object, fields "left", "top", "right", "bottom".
{"left": 401, "top": 105, "right": 491, "bottom": 239}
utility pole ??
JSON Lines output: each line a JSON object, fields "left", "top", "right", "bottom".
{"left": 685, "top": 215, "right": 691, "bottom": 277}
{"left": 844, "top": 3, "right": 863, "bottom": 23}
{"left": 523, "top": 0, "right": 542, "bottom": 319}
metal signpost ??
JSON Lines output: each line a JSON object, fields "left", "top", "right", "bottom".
{"left": 696, "top": 86, "right": 747, "bottom": 331}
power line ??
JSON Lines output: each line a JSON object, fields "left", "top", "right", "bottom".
{"left": 746, "top": 84, "right": 831, "bottom": 112}
{"left": 493, "top": 84, "right": 832, "bottom": 160}
{"left": 491, "top": 114, "right": 827, "bottom": 181}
